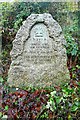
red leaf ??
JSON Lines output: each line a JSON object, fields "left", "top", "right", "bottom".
{"left": 31, "top": 113, "right": 36, "bottom": 119}
{"left": 35, "top": 106, "right": 42, "bottom": 112}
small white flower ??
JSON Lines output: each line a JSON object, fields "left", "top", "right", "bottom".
{"left": 46, "top": 102, "right": 50, "bottom": 109}
{"left": 16, "top": 88, "right": 19, "bottom": 90}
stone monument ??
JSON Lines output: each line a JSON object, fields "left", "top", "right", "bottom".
{"left": 8, "top": 13, "right": 70, "bottom": 88}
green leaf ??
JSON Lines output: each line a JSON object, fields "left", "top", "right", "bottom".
{"left": 71, "top": 49, "right": 77, "bottom": 56}
{"left": 68, "top": 114, "right": 72, "bottom": 120}
{"left": 0, "top": 77, "right": 4, "bottom": 83}
{"left": 51, "top": 99, "right": 56, "bottom": 110}
{"left": 71, "top": 105, "right": 78, "bottom": 112}
{"left": 4, "top": 105, "right": 9, "bottom": 111}
{"left": 0, "top": 112, "right": 2, "bottom": 117}
{"left": 75, "top": 101, "right": 80, "bottom": 107}
{"left": 56, "top": 97, "right": 61, "bottom": 104}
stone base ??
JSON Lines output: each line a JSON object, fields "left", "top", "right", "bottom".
{"left": 8, "top": 64, "right": 70, "bottom": 88}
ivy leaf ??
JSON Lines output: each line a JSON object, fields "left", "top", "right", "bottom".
{"left": 55, "top": 97, "right": 61, "bottom": 104}
{"left": 75, "top": 101, "right": 80, "bottom": 107}
{"left": 0, "top": 112, "right": 2, "bottom": 118}
{"left": 5, "top": 105, "right": 9, "bottom": 111}
{"left": 71, "top": 105, "right": 78, "bottom": 112}
{"left": 71, "top": 49, "right": 77, "bottom": 56}
{"left": 0, "top": 77, "right": 4, "bottom": 83}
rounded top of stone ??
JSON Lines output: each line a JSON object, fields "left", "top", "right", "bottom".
{"left": 26, "top": 13, "right": 55, "bottom": 22}
{"left": 11, "top": 13, "right": 66, "bottom": 59}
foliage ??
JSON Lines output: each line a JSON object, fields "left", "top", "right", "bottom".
{"left": 45, "top": 82, "right": 80, "bottom": 119}
{"left": 63, "top": 16, "right": 79, "bottom": 56}
{"left": 0, "top": 76, "right": 80, "bottom": 119}
{"left": 63, "top": 14, "right": 80, "bottom": 78}
{"left": 65, "top": 33, "right": 78, "bottom": 56}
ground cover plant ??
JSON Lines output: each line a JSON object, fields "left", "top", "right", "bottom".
{"left": 0, "top": 77, "right": 80, "bottom": 119}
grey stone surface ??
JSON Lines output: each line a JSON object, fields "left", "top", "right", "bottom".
{"left": 8, "top": 13, "right": 70, "bottom": 88}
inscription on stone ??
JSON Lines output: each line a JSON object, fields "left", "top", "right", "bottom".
{"left": 23, "top": 23, "right": 53, "bottom": 64}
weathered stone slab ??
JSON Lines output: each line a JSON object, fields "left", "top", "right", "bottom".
{"left": 8, "top": 13, "right": 70, "bottom": 88}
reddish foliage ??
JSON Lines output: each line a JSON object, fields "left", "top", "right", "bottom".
{"left": 1, "top": 89, "right": 49, "bottom": 119}
{"left": 0, "top": 79, "right": 80, "bottom": 119}
{"left": 70, "top": 80, "right": 78, "bottom": 88}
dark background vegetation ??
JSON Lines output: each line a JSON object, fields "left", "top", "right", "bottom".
{"left": 0, "top": 1, "right": 80, "bottom": 119}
